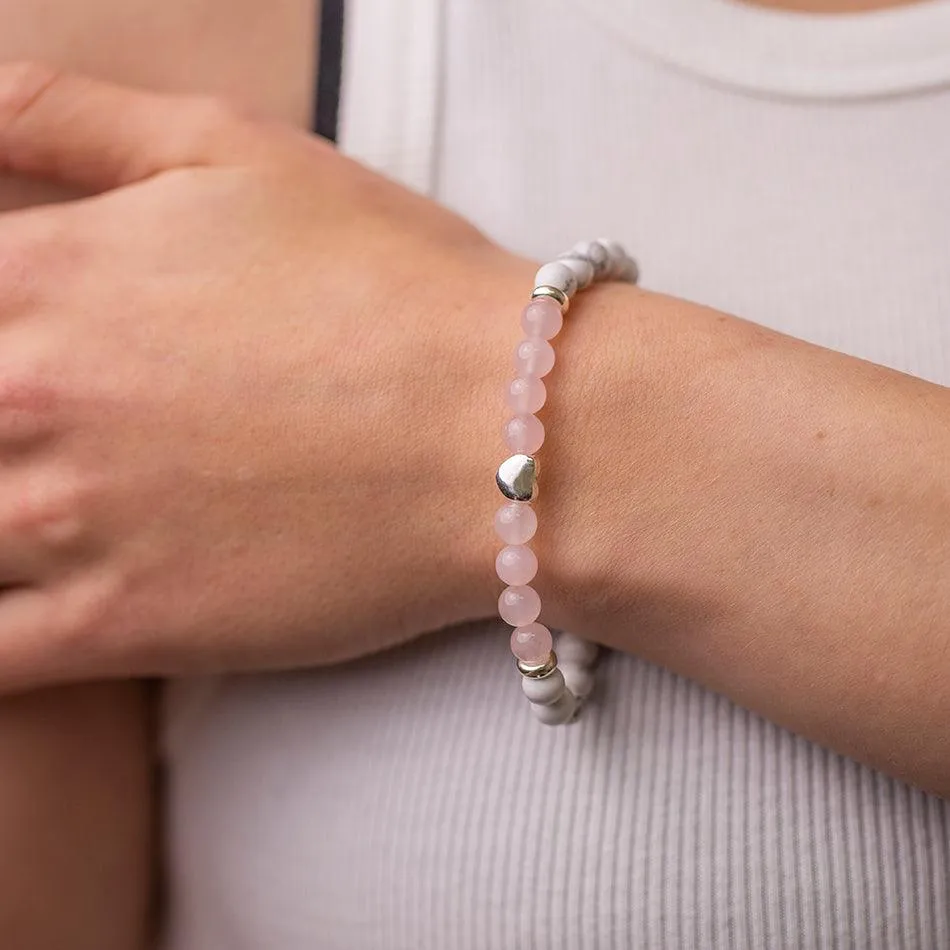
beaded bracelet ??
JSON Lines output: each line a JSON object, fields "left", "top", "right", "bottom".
{"left": 494, "top": 240, "right": 639, "bottom": 724}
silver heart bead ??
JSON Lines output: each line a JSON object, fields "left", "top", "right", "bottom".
{"left": 496, "top": 454, "right": 539, "bottom": 502}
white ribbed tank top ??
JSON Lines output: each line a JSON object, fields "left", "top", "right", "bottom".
{"left": 161, "top": 2, "right": 950, "bottom": 947}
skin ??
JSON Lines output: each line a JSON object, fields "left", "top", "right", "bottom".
{"left": 527, "top": 287, "right": 950, "bottom": 791}
{"left": 0, "top": 683, "right": 152, "bottom": 950}
{"left": 0, "top": 69, "right": 511, "bottom": 679}
{"left": 0, "top": 0, "right": 314, "bottom": 212}
{"left": 0, "top": 1, "right": 314, "bottom": 945}
{"left": 0, "top": 66, "right": 946, "bottom": 797}
{"left": 0, "top": 0, "right": 944, "bottom": 943}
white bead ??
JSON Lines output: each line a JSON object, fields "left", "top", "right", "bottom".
{"left": 617, "top": 256, "right": 640, "bottom": 284}
{"left": 533, "top": 690, "right": 576, "bottom": 725}
{"left": 560, "top": 662, "right": 596, "bottom": 700}
{"left": 521, "top": 668, "right": 566, "bottom": 706}
{"left": 599, "top": 239, "right": 629, "bottom": 278}
{"left": 571, "top": 240, "right": 609, "bottom": 277}
{"left": 555, "top": 631, "right": 600, "bottom": 666}
{"left": 556, "top": 254, "right": 594, "bottom": 290}
{"left": 534, "top": 261, "right": 578, "bottom": 298}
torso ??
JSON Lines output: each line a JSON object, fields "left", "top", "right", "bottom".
{"left": 162, "top": 2, "right": 950, "bottom": 946}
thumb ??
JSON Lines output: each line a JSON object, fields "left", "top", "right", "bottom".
{"left": 0, "top": 61, "right": 256, "bottom": 192}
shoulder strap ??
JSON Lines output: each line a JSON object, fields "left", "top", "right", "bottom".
{"left": 314, "top": 0, "right": 345, "bottom": 140}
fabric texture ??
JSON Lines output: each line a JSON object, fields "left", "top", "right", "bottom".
{"left": 162, "top": 1, "right": 950, "bottom": 947}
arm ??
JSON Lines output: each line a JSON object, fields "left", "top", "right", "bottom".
{"left": 0, "top": 65, "right": 945, "bottom": 800}
{"left": 519, "top": 282, "right": 950, "bottom": 793}
{"left": 0, "top": 684, "right": 152, "bottom": 950}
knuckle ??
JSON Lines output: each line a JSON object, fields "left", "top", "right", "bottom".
{"left": 5, "top": 471, "right": 87, "bottom": 549}
{"left": 0, "top": 330, "right": 66, "bottom": 436}
{"left": 64, "top": 577, "right": 112, "bottom": 638}
{"left": 0, "top": 374, "right": 58, "bottom": 425}
{"left": 134, "top": 92, "right": 253, "bottom": 173}
{"left": 176, "top": 94, "right": 262, "bottom": 163}
{"left": 0, "top": 357, "right": 60, "bottom": 446}
{"left": 188, "top": 94, "right": 249, "bottom": 132}
{"left": 49, "top": 576, "right": 117, "bottom": 667}
{"left": 57, "top": 568, "right": 152, "bottom": 677}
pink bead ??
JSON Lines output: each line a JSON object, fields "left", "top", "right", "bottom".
{"left": 513, "top": 338, "right": 556, "bottom": 378}
{"left": 498, "top": 585, "right": 542, "bottom": 626}
{"left": 510, "top": 622, "right": 553, "bottom": 664}
{"left": 521, "top": 297, "right": 563, "bottom": 340}
{"left": 503, "top": 414, "right": 544, "bottom": 454}
{"left": 495, "top": 544, "right": 539, "bottom": 586}
{"left": 506, "top": 375, "right": 546, "bottom": 415}
{"left": 494, "top": 502, "right": 537, "bottom": 544}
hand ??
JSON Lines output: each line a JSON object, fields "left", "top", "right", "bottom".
{"left": 0, "top": 63, "right": 522, "bottom": 689}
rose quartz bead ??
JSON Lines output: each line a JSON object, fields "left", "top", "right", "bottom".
{"left": 506, "top": 375, "right": 546, "bottom": 415}
{"left": 503, "top": 414, "right": 544, "bottom": 454}
{"left": 510, "top": 622, "right": 553, "bottom": 664}
{"left": 521, "top": 297, "right": 563, "bottom": 340}
{"left": 494, "top": 502, "right": 537, "bottom": 545}
{"left": 495, "top": 544, "right": 539, "bottom": 586}
{"left": 498, "top": 585, "right": 542, "bottom": 626}
{"left": 513, "top": 338, "right": 556, "bottom": 378}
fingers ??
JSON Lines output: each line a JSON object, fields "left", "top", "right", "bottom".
{"left": 0, "top": 587, "right": 52, "bottom": 684}
{"left": 0, "top": 568, "right": 141, "bottom": 690}
{"left": 0, "top": 61, "right": 259, "bottom": 192}
{"left": 0, "top": 468, "right": 84, "bottom": 583}
{"left": 0, "top": 587, "right": 80, "bottom": 690}
{"left": 0, "top": 532, "right": 47, "bottom": 588}
{"left": 0, "top": 467, "right": 111, "bottom": 688}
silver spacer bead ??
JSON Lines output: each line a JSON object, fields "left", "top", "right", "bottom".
{"left": 516, "top": 649, "right": 558, "bottom": 679}
{"left": 531, "top": 285, "right": 569, "bottom": 314}
{"left": 496, "top": 453, "right": 539, "bottom": 502}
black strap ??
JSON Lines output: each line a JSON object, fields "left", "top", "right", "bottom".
{"left": 314, "top": 0, "right": 345, "bottom": 141}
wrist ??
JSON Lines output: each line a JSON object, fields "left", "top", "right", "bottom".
{"left": 450, "top": 249, "right": 657, "bottom": 632}
{"left": 530, "top": 281, "right": 658, "bottom": 635}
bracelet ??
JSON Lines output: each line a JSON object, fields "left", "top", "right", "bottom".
{"left": 494, "top": 240, "right": 639, "bottom": 724}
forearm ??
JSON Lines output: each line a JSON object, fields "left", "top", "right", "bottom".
{"left": 470, "top": 269, "right": 950, "bottom": 794}
{"left": 0, "top": 683, "right": 153, "bottom": 949}
{"left": 541, "top": 284, "right": 949, "bottom": 792}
